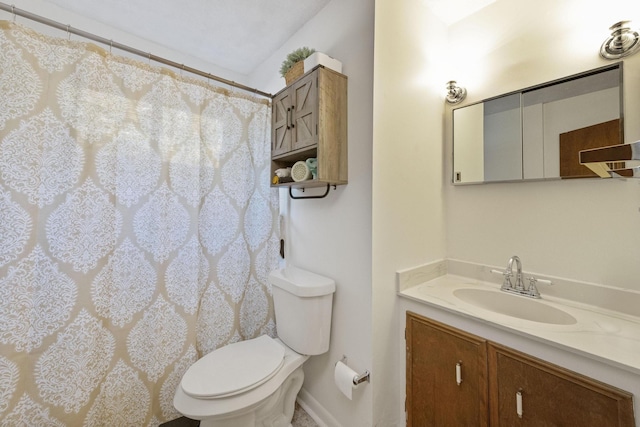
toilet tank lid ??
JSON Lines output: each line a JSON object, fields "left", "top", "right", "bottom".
{"left": 269, "top": 266, "right": 336, "bottom": 297}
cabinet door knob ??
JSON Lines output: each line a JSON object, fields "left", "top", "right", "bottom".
{"left": 516, "top": 389, "right": 523, "bottom": 418}
{"left": 455, "top": 361, "right": 462, "bottom": 386}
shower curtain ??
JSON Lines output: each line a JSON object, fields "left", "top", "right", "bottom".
{"left": 0, "top": 21, "right": 279, "bottom": 426}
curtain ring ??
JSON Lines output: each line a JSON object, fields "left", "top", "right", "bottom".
{"left": 109, "top": 39, "right": 113, "bottom": 54}
{"left": 66, "top": 24, "right": 71, "bottom": 40}
{"left": 148, "top": 52, "right": 151, "bottom": 65}
{"left": 11, "top": 4, "right": 16, "bottom": 22}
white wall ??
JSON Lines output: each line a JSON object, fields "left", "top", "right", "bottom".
{"left": 372, "top": 0, "right": 447, "bottom": 425}
{"left": 250, "top": 0, "right": 375, "bottom": 425}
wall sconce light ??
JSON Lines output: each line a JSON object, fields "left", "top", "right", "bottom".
{"left": 445, "top": 80, "right": 467, "bottom": 104}
{"left": 600, "top": 21, "right": 640, "bottom": 59}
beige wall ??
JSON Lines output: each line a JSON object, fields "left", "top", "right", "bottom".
{"left": 372, "top": 0, "right": 447, "bottom": 425}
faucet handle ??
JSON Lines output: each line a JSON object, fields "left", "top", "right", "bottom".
{"left": 525, "top": 276, "right": 552, "bottom": 298}
{"left": 526, "top": 276, "right": 552, "bottom": 287}
{"left": 525, "top": 277, "right": 540, "bottom": 298}
{"left": 491, "top": 269, "right": 513, "bottom": 290}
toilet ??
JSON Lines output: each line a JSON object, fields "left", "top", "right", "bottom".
{"left": 174, "top": 266, "right": 335, "bottom": 427}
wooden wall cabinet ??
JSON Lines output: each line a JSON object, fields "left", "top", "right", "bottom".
{"left": 406, "top": 312, "right": 635, "bottom": 427}
{"left": 271, "top": 65, "right": 347, "bottom": 189}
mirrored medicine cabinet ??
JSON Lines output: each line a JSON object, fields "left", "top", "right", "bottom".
{"left": 452, "top": 64, "right": 623, "bottom": 184}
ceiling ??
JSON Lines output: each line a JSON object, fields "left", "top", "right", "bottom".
{"left": 41, "top": 0, "right": 496, "bottom": 76}
{"left": 44, "top": 0, "right": 332, "bottom": 75}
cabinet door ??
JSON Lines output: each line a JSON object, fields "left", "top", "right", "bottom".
{"left": 488, "top": 343, "right": 635, "bottom": 427}
{"left": 290, "top": 71, "right": 318, "bottom": 151}
{"left": 406, "top": 312, "right": 488, "bottom": 427}
{"left": 271, "top": 88, "right": 293, "bottom": 157}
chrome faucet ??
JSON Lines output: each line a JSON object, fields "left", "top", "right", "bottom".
{"left": 494, "top": 255, "right": 545, "bottom": 298}
{"left": 506, "top": 255, "right": 525, "bottom": 291}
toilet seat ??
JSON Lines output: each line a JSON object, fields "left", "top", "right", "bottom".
{"left": 181, "top": 335, "right": 285, "bottom": 399}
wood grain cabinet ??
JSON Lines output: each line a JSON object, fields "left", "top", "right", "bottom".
{"left": 406, "top": 311, "right": 635, "bottom": 427}
{"left": 488, "top": 343, "right": 635, "bottom": 427}
{"left": 406, "top": 313, "right": 489, "bottom": 427}
{"left": 271, "top": 65, "right": 347, "bottom": 189}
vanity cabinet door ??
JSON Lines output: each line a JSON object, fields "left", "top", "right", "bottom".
{"left": 488, "top": 343, "right": 635, "bottom": 427}
{"left": 406, "top": 312, "right": 488, "bottom": 427}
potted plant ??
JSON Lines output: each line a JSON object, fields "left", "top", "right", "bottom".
{"left": 280, "top": 47, "right": 316, "bottom": 85}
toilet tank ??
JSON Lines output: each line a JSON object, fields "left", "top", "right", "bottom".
{"left": 269, "top": 266, "right": 335, "bottom": 355}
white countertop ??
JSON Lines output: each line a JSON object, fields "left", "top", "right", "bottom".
{"left": 399, "top": 274, "right": 640, "bottom": 376}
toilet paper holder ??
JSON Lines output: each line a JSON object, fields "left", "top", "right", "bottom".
{"left": 353, "top": 370, "right": 371, "bottom": 386}
{"left": 337, "top": 355, "right": 370, "bottom": 385}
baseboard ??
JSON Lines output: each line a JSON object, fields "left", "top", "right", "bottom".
{"left": 296, "top": 388, "right": 341, "bottom": 427}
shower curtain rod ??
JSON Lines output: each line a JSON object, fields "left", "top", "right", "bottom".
{"left": 0, "top": 2, "right": 272, "bottom": 98}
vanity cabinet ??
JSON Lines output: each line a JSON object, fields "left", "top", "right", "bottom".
{"left": 406, "top": 312, "right": 635, "bottom": 427}
{"left": 406, "top": 313, "right": 489, "bottom": 427}
{"left": 271, "top": 65, "right": 347, "bottom": 188}
{"left": 488, "top": 343, "right": 635, "bottom": 427}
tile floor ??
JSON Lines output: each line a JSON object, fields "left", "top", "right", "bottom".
{"left": 161, "top": 403, "right": 318, "bottom": 427}
{"left": 291, "top": 403, "right": 319, "bottom": 427}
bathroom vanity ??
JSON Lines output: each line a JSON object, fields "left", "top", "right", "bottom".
{"left": 398, "top": 259, "right": 640, "bottom": 426}
{"left": 406, "top": 312, "right": 634, "bottom": 426}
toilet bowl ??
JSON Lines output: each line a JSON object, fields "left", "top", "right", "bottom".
{"left": 173, "top": 336, "right": 309, "bottom": 427}
{"left": 174, "top": 266, "right": 335, "bottom": 427}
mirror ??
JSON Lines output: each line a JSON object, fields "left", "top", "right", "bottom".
{"left": 453, "top": 64, "right": 623, "bottom": 184}
{"left": 579, "top": 140, "right": 640, "bottom": 178}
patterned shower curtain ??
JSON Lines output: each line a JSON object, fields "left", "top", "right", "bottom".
{"left": 0, "top": 21, "right": 279, "bottom": 425}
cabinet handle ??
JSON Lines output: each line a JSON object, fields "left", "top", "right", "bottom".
{"left": 290, "top": 105, "right": 295, "bottom": 128}
{"left": 286, "top": 107, "right": 291, "bottom": 129}
{"left": 516, "top": 389, "right": 523, "bottom": 418}
{"left": 455, "top": 361, "right": 462, "bottom": 386}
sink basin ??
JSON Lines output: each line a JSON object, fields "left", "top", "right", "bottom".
{"left": 453, "top": 288, "right": 577, "bottom": 325}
